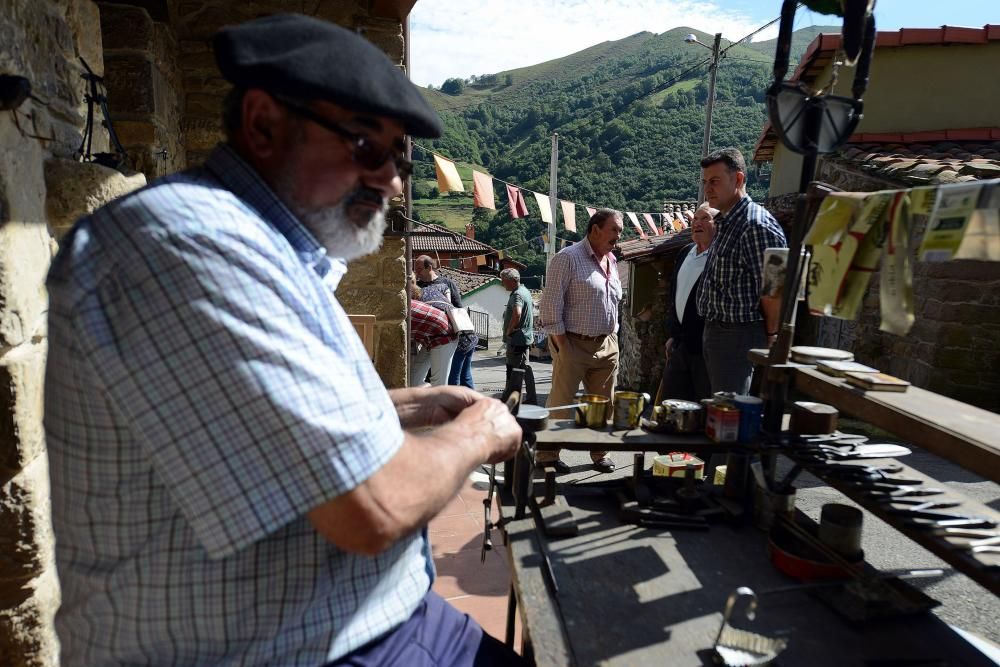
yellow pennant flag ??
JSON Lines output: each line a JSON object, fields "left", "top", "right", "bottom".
{"left": 560, "top": 200, "right": 577, "bottom": 232}
{"left": 498, "top": 250, "right": 505, "bottom": 259}
{"left": 533, "top": 192, "right": 553, "bottom": 223}
{"left": 472, "top": 170, "right": 495, "bottom": 209}
{"left": 433, "top": 154, "right": 464, "bottom": 193}
{"left": 542, "top": 233, "right": 549, "bottom": 246}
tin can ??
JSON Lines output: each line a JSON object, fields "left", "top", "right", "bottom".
{"left": 706, "top": 404, "right": 740, "bottom": 443}
{"left": 734, "top": 395, "right": 764, "bottom": 442}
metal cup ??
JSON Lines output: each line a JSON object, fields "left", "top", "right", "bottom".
{"left": 574, "top": 394, "right": 610, "bottom": 429}
{"left": 613, "top": 391, "right": 650, "bottom": 430}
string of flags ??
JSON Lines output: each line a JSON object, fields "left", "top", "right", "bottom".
{"left": 418, "top": 143, "right": 690, "bottom": 239}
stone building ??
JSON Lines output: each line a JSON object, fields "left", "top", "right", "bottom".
{"left": 753, "top": 25, "right": 1000, "bottom": 413}
{"left": 0, "top": 1, "right": 419, "bottom": 663}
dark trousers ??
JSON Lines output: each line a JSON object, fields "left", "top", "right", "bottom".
{"left": 702, "top": 320, "right": 767, "bottom": 395}
{"left": 504, "top": 345, "right": 536, "bottom": 405}
{"left": 329, "top": 591, "right": 526, "bottom": 666}
{"left": 658, "top": 340, "right": 711, "bottom": 402}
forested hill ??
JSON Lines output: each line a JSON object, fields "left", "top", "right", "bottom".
{"left": 411, "top": 25, "right": 835, "bottom": 282}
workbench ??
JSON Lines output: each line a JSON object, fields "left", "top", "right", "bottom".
{"left": 495, "top": 422, "right": 1000, "bottom": 666}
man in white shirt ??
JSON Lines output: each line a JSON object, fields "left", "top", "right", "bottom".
{"left": 658, "top": 203, "right": 717, "bottom": 402}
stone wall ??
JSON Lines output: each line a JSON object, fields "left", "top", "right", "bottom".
{"left": 618, "top": 256, "right": 674, "bottom": 398}
{"left": 771, "top": 158, "right": 1000, "bottom": 413}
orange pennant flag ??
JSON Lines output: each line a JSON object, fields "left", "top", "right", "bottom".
{"left": 476, "top": 255, "right": 486, "bottom": 266}
{"left": 560, "top": 200, "right": 577, "bottom": 232}
{"left": 642, "top": 213, "right": 660, "bottom": 236}
{"left": 433, "top": 154, "right": 464, "bottom": 193}
{"left": 472, "top": 171, "right": 495, "bottom": 209}
{"left": 626, "top": 212, "right": 647, "bottom": 239}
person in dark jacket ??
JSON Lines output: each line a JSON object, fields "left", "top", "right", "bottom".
{"left": 657, "top": 203, "right": 717, "bottom": 403}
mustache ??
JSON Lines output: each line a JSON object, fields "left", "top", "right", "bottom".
{"left": 345, "top": 187, "right": 386, "bottom": 209}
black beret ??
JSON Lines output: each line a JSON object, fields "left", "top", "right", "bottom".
{"left": 213, "top": 13, "right": 442, "bottom": 138}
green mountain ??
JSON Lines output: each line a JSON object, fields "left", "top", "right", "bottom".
{"left": 412, "top": 25, "right": 836, "bottom": 284}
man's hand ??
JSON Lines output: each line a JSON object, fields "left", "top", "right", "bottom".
{"left": 549, "top": 333, "right": 567, "bottom": 354}
{"left": 450, "top": 397, "right": 521, "bottom": 463}
{"left": 390, "top": 386, "right": 483, "bottom": 429}
{"left": 664, "top": 337, "right": 674, "bottom": 362}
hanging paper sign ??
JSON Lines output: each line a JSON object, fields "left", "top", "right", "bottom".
{"left": 642, "top": 213, "right": 660, "bottom": 236}
{"left": 879, "top": 190, "right": 915, "bottom": 336}
{"left": 533, "top": 192, "right": 553, "bottom": 223}
{"left": 433, "top": 155, "right": 464, "bottom": 193}
{"left": 472, "top": 170, "right": 496, "bottom": 209}
{"left": 506, "top": 184, "right": 528, "bottom": 219}
{"left": 625, "top": 212, "right": 647, "bottom": 239}
{"left": 953, "top": 181, "right": 1000, "bottom": 261}
{"left": 560, "top": 200, "right": 577, "bottom": 232}
{"left": 917, "top": 181, "right": 985, "bottom": 261}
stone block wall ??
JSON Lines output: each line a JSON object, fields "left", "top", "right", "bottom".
{"left": 769, "top": 159, "right": 1000, "bottom": 413}
{"left": 618, "top": 257, "right": 673, "bottom": 398}
{"left": 99, "top": 2, "right": 186, "bottom": 178}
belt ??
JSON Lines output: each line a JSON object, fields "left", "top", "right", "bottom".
{"left": 566, "top": 331, "right": 608, "bottom": 341}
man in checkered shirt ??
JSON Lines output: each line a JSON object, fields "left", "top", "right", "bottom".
{"left": 44, "top": 14, "right": 523, "bottom": 667}
{"left": 696, "top": 148, "right": 787, "bottom": 394}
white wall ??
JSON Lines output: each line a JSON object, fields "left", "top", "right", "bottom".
{"left": 463, "top": 283, "right": 510, "bottom": 340}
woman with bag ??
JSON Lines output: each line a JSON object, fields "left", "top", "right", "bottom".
{"left": 415, "top": 256, "right": 477, "bottom": 388}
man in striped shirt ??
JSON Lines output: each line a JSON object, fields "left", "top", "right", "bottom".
{"left": 539, "top": 209, "right": 624, "bottom": 474}
{"left": 696, "top": 148, "right": 787, "bottom": 394}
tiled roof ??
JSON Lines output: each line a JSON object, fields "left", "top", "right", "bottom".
{"left": 410, "top": 222, "right": 496, "bottom": 254}
{"left": 617, "top": 229, "right": 693, "bottom": 262}
{"left": 753, "top": 24, "right": 1000, "bottom": 162}
{"left": 831, "top": 139, "right": 1000, "bottom": 185}
{"left": 437, "top": 267, "right": 500, "bottom": 296}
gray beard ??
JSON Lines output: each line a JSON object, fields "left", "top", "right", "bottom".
{"left": 297, "top": 200, "right": 387, "bottom": 262}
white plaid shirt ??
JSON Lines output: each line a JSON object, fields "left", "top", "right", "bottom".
{"left": 540, "top": 237, "right": 622, "bottom": 337}
{"left": 45, "top": 144, "right": 431, "bottom": 666}
{"left": 696, "top": 195, "right": 787, "bottom": 323}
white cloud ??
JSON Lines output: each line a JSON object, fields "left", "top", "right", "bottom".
{"left": 410, "top": 0, "right": 781, "bottom": 87}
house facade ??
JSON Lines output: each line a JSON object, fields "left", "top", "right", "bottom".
{"left": 411, "top": 221, "right": 526, "bottom": 274}
{"left": 753, "top": 25, "right": 1000, "bottom": 412}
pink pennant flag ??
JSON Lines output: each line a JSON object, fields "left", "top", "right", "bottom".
{"left": 506, "top": 184, "right": 528, "bottom": 219}
{"left": 560, "top": 200, "right": 577, "bottom": 232}
{"left": 625, "top": 212, "right": 647, "bottom": 239}
{"left": 472, "top": 171, "right": 495, "bottom": 210}
{"left": 642, "top": 213, "right": 660, "bottom": 236}
{"left": 585, "top": 206, "right": 597, "bottom": 220}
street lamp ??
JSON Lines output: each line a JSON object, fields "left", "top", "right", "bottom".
{"left": 686, "top": 32, "right": 722, "bottom": 202}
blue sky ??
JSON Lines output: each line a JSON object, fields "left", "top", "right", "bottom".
{"left": 411, "top": 0, "right": 997, "bottom": 86}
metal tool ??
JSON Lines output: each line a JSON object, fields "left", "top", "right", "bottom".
{"left": 713, "top": 587, "right": 788, "bottom": 666}
{"left": 482, "top": 390, "right": 523, "bottom": 563}
{"left": 863, "top": 486, "right": 945, "bottom": 499}
{"left": 906, "top": 517, "right": 998, "bottom": 530}
{"left": 886, "top": 500, "right": 962, "bottom": 514}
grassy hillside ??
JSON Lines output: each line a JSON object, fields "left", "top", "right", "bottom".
{"left": 413, "top": 25, "right": 831, "bottom": 277}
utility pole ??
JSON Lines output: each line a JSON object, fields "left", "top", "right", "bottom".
{"left": 696, "top": 32, "right": 722, "bottom": 203}
{"left": 546, "top": 132, "right": 559, "bottom": 267}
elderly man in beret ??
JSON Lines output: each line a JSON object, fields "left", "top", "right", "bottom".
{"left": 45, "top": 14, "right": 523, "bottom": 667}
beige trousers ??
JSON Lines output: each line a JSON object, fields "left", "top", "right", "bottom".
{"left": 538, "top": 333, "right": 619, "bottom": 463}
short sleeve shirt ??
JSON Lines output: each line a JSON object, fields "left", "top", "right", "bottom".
{"left": 44, "top": 144, "right": 432, "bottom": 666}
{"left": 504, "top": 285, "right": 534, "bottom": 347}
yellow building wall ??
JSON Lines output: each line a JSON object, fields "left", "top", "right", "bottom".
{"left": 769, "top": 41, "right": 1000, "bottom": 197}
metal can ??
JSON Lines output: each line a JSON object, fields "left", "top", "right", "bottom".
{"left": 706, "top": 404, "right": 740, "bottom": 443}
{"left": 734, "top": 395, "right": 764, "bottom": 442}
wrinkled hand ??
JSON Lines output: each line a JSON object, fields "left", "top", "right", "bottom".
{"left": 454, "top": 397, "right": 522, "bottom": 464}
{"left": 391, "top": 386, "right": 484, "bottom": 429}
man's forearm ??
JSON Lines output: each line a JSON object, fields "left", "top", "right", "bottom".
{"left": 760, "top": 296, "right": 781, "bottom": 334}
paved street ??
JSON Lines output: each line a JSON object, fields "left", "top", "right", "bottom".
{"left": 466, "top": 346, "right": 1000, "bottom": 648}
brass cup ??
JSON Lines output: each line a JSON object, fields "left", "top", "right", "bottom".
{"left": 574, "top": 394, "right": 610, "bottom": 429}
{"left": 612, "top": 391, "right": 650, "bottom": 430}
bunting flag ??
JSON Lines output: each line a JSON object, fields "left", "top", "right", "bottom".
{"left": 585, "top": 206, "right": 597, "bottom": 220}
{"left": 671, "top": 213, "right": 685, "bottom": 232}
{"left": 642, "top": 213, "right": 660, "bottom": 236}
{"left": 498, "top": 250, "right": 505, "bottom": 259}
{"left": 506, "top": 184, "right": 528, "bottom": 219}
{"left": 560, "top": 200, "right": 577, "bottom": 232}
{"left": 472, "top": 170, "right": 495, "bottom": 209}
{"left": 626, "top": 212, "right": 647, "bottom": 239}
{"left": 532, "top": 191, "right": 553, "bottom": 224}
{"left": 542, "top": 233, "right": 549, "bottom": 246}
{"left": 476, "top": 255, "right": 486, "bottom": 266}
{"left": 433, "top": 154, "right": 464, "bottom": 193}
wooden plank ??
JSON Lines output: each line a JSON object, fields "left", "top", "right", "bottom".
{"left": 795, "top": 454, "right": 1000, "bottom": 595}
{"left": 794, "top": 367, "right": 1000, "bottom": 482}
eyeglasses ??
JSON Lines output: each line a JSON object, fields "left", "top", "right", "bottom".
{"left": 274, "top": 95, "right": 413, "bottom": 179}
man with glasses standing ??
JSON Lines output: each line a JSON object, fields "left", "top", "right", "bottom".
{"left": 45, "top": 14, "right": 524, "bottom": 667}
{"left": 696, "top": 148, "right": 787, "bottom": 394}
